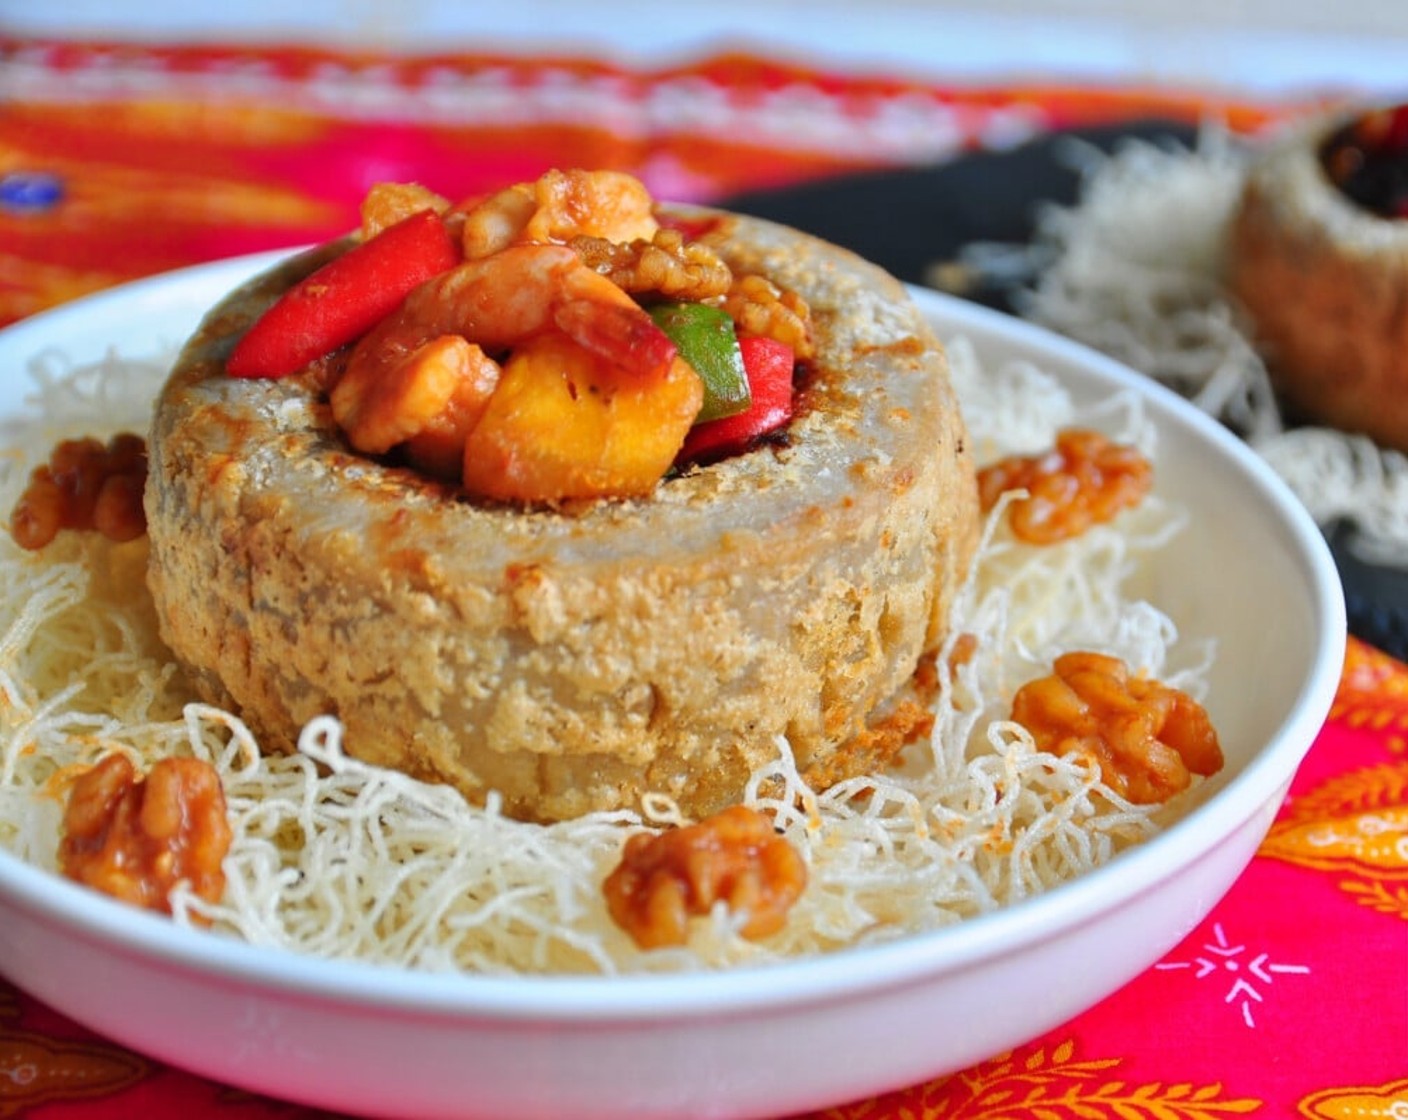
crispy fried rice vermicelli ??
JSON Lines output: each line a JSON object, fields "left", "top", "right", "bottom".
{"left": 0, "top": 337, "right": 1216, "bottom": 974}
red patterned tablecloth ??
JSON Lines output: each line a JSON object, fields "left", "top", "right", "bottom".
{"left": 0, "top": 35, "right": 1404, "bottom": 1119}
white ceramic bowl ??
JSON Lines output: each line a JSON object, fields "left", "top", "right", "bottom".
{"left": 0, "top": 255, "right": 1345, "bottom": 1120}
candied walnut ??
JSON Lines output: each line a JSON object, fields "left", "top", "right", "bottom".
{"left": 569, "top": 228, "right": 734, "bottom": 302}
{"left": 722, "top": 273, "right": 815, "bottom": 360}
{"left": 977, "top": 428, "right": 1151, "bottom": 544}
{"left": 10, "top": 433, "right": 148, "bottom": 550}
{"left": 1011, "top": 651, "right": 1223, "bottom": 804}
{"left": 603, "top": 805, "right": 807, "bottom": 949}
{"left": 59, "top": 753, "right": 232, "bottom": 920}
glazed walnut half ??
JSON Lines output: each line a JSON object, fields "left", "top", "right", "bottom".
{"left": 59, "top": 753, "right": 232, "bottom": 920}
{"left": 10, "top": 433, "right": 148, "bottom": 550}
{"left": 977, "top": 429, "right": 1152, "bottom": 545}
{"left": 1011, "top": 651, "right": 1223, "bottom": 804}
{"left": 603, "top": 805, "right": 807, "bottom": 949}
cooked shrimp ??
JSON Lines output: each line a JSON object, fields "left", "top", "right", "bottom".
{"left": 461, "top": 169, "right": 659, "bottom": 258}
{"left": 461, "top": 184, "right": 537, "bottom": 260}
{"left": 333, "top": 243, "right": 681, "bottom": 473}
{"left": 331, "top": 334, "right": 500, "bottom": 462}
{"left": 361, "top": 181, "right": 453, "bottom": 239}
{"left": 403, "top": 364, "right": 503, "bottom": 481}
{"left": 400, "top": 243, "right": 677, "bottom": 378}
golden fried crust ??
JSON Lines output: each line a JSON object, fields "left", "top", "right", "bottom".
{"left": 145, "top": 208, "right": 979, "bottom": 822}
{"left": 1228, "top": 109, "right": 1408, "bottom": 453}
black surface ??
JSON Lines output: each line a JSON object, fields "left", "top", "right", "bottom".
{"left": 718, "top": 122, "right": 1407, "bottom": 660}
{"left": 719, "top": 119, "right": 1200, "bottom": 310}
{"left": 1328, "top": 523, "right": 1408, "bottom": 660}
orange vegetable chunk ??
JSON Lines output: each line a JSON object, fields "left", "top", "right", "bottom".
{"left": 461, "top": 334, "right": 703, "bottom": 502}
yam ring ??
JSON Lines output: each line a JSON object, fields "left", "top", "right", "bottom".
{"left": 145, "top": 209, "right": 980, "bottom": 822}
{"left": 1228, "top": 104, "right": 1408, "bottom": 453}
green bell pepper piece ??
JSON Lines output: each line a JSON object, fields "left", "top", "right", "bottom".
{"left": 648, "top": 301, "right": 751, "bottom": 422}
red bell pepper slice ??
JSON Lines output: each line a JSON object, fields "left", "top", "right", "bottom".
{"left": 225, "top": 208, "right": 460, "bottom": 379}
{"left": 677, "top": 336, "right": 795, "bottom": 465}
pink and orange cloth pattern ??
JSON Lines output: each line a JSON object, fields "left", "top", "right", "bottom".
{"left": 0, "top": 35, "right": 1404, "bottom": 1119}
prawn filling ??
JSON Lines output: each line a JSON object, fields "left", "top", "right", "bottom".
{"left": 145, "top": 192, "right": 980, "bottom": 823}
{"left": 318, "top": 171, "right": 799, "bottom": 504}
{"left": 330, "top": 243, "right": 703, "bottom": 500}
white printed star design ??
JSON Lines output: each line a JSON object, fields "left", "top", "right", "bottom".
{"left": 1155, "top": 922, "right": 1311, "bottom": 1028}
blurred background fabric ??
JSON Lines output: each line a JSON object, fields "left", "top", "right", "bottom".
{"left": 5, "top": 0, "right": 1402, "bottom": 324}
